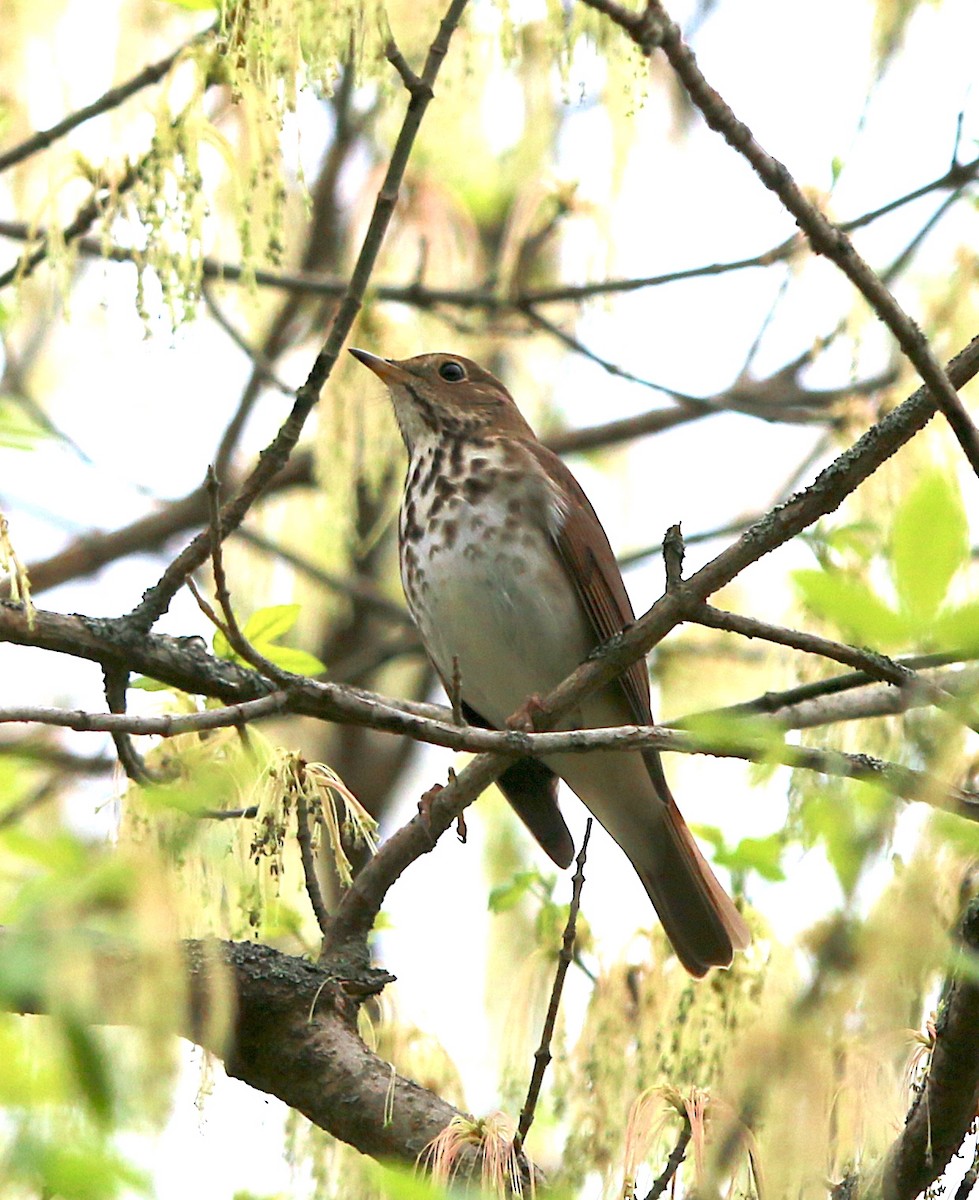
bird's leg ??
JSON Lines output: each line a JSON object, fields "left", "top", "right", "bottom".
{"left": 506, "top": 693, "right": 547, "bottom": 733}
{"left": 416, "top": 782, "right": 442, "bottom": 845}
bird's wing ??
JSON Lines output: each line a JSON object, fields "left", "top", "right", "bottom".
{"left": 523, "top": 440, "right": 654, "bottom": 727}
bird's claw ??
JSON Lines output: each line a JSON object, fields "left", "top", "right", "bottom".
{"left": 417, "top": 783, "right": 442, "bottom": 846}
{"left": 506, "top": 693, "right": 546, "bottom": 732}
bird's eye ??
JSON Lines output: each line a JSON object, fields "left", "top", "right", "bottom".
{"left": 438, "top": 361, "right": 466, "bottom": 382}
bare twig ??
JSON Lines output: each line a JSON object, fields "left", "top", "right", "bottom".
{"left": 126, "top": 0, "right": 472, "bottom": 632}
{"left": 0, "top": 777, "right": 63, "bottom": 830}
{"left": 1, "top": 454, "right": 313, "bottom": 601}
{"left": 296, "top": 787, "right": 332, "bottom": 940}
{"left": 202, "top": 467, "right": 287, "bottom": 684}
{"left": 517, "top": 819, "right": 593, "bottom": 1146}
{"left": 0, "top": 739, "right": 114, "bottom": 774}
{"left": 235, "top": 527, "right": 412, "bottom": 625}
{"left": 102, "top": 663, "right": 154, "bottom": 783}
{"left": 645, "top": 1120, "right": 692, "bottom": 1200}
{"left": 0, "top": 693, "right": 289, "bottom": 736}
{"left": 585, "top": 0, "right": 979, "bottom": 476}
{"left": 686, "top": 602, "right": 979, "bottom": 732}
{"left": 2, "top": 149, "right": 974, "bottom": 310}
{"left": 0, "top": 27, "right": 216, "bottom": 174}
{"left": 202, "top": 287, "right": 295, "bottom": 396}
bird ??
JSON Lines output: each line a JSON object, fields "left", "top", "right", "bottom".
{"left": 349, "top": 346, "right": 750, "bottom": 976}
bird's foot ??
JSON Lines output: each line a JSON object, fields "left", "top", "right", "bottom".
{"left": 506, "top": 693, "right": 546, "bottom": 732}
{"left": 416, "top": 783, "right": 442, "bottom": 845}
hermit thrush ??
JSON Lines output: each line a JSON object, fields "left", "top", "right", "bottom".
{"left": 350, "top": 347, "right": 749, "bottom": 975}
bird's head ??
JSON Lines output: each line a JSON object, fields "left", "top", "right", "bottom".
{"left": 349, "top": 348, "right": 535, "bottom": 452}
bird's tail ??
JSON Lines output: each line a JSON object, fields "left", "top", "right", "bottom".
{"left": 633, "top": 787, "right": 750, "bottom": 977}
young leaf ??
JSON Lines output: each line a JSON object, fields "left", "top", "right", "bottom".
{"left": 718, "top": 834, "right": 786, "bottom": 882}
{"left": 253, "top": 643, "right": 326, "bottom": 676}
{"left": 891, "top": 470, "right": 968, "bottom": 623}
{"left": 0, "top": 398, "right": 47, "bottom": 450}
{"left": 242, "top": 604, "right": 301, "bottom": 644}
{"left": 793, "top": 569, "right": 908, "bottom": 646}
{"left": 932, "top": 600, "right": 979, "bottom": 652}
{"left": 488, "top": 870, "right": 538, "bottom": 913}
{"left": 129, "top": 675, "right": 177, "bottom": 692}
{"left": 60, "top": 1016, "right": 115, "bottom": 1126}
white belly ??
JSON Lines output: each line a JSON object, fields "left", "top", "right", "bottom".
{"left": 405, "top": 496, "right": 594, "bottom": 727}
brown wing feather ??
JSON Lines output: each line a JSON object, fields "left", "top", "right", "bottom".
{"left": 523, "top": 441, "right": 750, "bottom": 972}
{"left": 523, "top": 441, "right": 653, "bottom": 726}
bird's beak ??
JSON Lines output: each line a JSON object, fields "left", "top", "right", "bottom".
{"left": 349, "top": 347, "right": 413, "bottom": 385}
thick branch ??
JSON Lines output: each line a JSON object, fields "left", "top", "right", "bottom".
{"left": 881, "top": 899, "right": 979, "bottom": 1200}
{"left": 6, "top": 604, "right": 977, "bottom": 821}
{"left": 0, "top": 933, "right": 497, "bottom": 1176}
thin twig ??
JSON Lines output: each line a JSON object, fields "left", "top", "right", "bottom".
{"left": 686, "top": 602, "right": 979, "bottom": 732}
{"left": 0, "top": 155, "right": 143, "bottom": 291}
{"left": 126, "top": 0, "right": 472, "bottom": 631}
{"left": 2, "top": 149, "right": 974, "bottom": 310}
{"left": 202, "top": 286, "right": 295, "bottom": 395}
{"left": 0, "top": 777, "right": 63, "bottom": 830}
{"left": 0, "top": 26, "right": 216, "bottom": 174}
{"left": 0, "top": 693, "right": 289, "bottom": 736}
{"left": 102, "top": 663, "right": 154, "bottom": 783}
{"left": 516, "top": 819, "right": 593, "bottom": 1147}
{"left": 235, "top": 527, "right": 413, "bottom": 625}
{"left": 198, "top": 471, "right": 297, "bottom": 691}
{"left": 296, "top": 786, "right": 332, "bottom": 940}
{"left": 201, "top": 805, "right": 260, "bottom": 820}
{"left": 644, "top": 1121, "right": 692, "bottom": 1200}
{"left": 586, "top": 0, "right": 979, "bottom": 476}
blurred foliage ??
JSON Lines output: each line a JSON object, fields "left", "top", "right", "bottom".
{"left": 795, "top": 468, "right": 977, "bottom": 651}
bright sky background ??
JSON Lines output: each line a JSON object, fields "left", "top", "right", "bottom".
{"left": 3, "top": 0, "right": 979, "bottom": 1194}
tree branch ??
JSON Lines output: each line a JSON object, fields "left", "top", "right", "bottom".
{"left": 3, "top": 143, "right": 973, "bottom": 305}
{"left": 125, "top": 0, "right": 472, "bottom": 631}
{"left": 583, "top": 0, "right": 979, "bottom": 476}
{"left": 517, "top": 819, "right": 592, "bottom": 1147}
{"left": 0, "top": 26, "right": 216, "bottom": 174}
{"left": 881, "top": 898, "right": 979, "bottom": 1200}
{"left": 0, "top": 933, "right": 531, "bottom": 1180}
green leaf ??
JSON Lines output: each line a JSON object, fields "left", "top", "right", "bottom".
{"left": 719, "top": 834, "right": 786, "bottom": 882}
{"left": 682, "top": 711, "right": 785, "bottom": 756}
{"left": 8, "top": 1133, "right": 150, "bottom": 1200}
{"left": 931, "top": 600, "right": 979, "bottom": 652}
{"left": 0, "top": 398, "right": 47, "bottom": 450}
{"left": 488, "top": 870, "right": 539, "bottom": 913}
{"left": 372, "top": 1162, "right": 455, "bottom": 1200}
{"left": 254, "top": 643, "right": 325, "bottom": 676}
{"left": 61, "top": 1017, "right": 115, "bottom": 1126}
{"left": 793, "top": 569, "right": 908, "bottom": 647}
{"left": 213, "top": 626, "right": 233, "bottom": 661}
{"left": 891, "top": 470, "right": 968, "bottom": 622}
{"left": 692, "top": 827, "right": 785, "bottom": 882}
{"left": 800, "top": 781, "right": 890, "bottom": 897}
{"left": 242, "top": 603, "right": 301, "bottom": 644}
{"left": 129, "top": 675, "right": 177, "bottom": 692}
